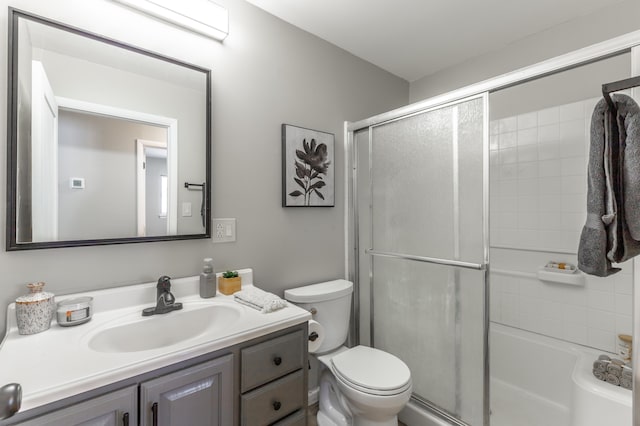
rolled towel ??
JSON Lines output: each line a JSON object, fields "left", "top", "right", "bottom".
{"left": 606, "top": 373, "right": 621, "bottom": 386}
{"left": 599, "top": 354, "right": 612, "bottom": 361}
{"left": 593, "top": 359, "right": 609, "bottom": 373}
{"left": 234, "top": 286, "right": 287, "bottom": 313}
{"left": 593, "top": 370, "right": 606, "bottom": 381}
{"left": 621, "top": 376, "right": 632, "bottom": 390}
{"left": 622, "top": 366, "right": 633, "bottom": 378}
{"left": 607, "top": 363, "right": 623, "bottom": 377}
{"left": 611, "top": 358, "right": 625, "bottom": 366}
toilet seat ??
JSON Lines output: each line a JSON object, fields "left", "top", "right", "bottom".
{"left": 330, "top": 346, "right": 411, "bottom": 396}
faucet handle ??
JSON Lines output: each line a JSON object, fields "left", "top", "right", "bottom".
{"left": 157, "top": 276, "right": 172, "bottom": 290}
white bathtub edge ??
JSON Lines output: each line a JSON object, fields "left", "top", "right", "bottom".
{"left": 398, "top": 324, "right": 632, "bottom": 426}
{"left": 571, "top": 350, "right": 632, "bottom": 406}
{"left": 570, "top": 349, "right": 632, "bottom": 426}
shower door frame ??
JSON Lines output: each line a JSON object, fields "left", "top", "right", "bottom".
{"left": 348, "top": 93, "right": 490, "bottom": 426}
{"left": 346, "top": 29, "right": 640, "bottom": 426}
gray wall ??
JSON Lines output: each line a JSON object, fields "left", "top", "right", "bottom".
{"left": 409, "top": 0, "right": 640, "bottom": 102}
{"left": 0, "top": 0, "right": 408, "bottom": 333}
{"left": 38, "top": 49, "right": 207, "bottom": 235}
{"left": 57, "top": 110, "right": 167, "bottom": 240}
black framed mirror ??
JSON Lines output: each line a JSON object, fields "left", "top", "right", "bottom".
{"left": 7, "top": 8, "right": 211, "bottom": 250}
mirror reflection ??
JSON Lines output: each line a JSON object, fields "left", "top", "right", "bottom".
{"left": 8, "top": 10, "right": 211, "bottom": 249}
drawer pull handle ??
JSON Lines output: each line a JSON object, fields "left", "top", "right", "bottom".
{"left": 123, "top": 412, "right": 129, "bottom": 426}
{"left": 151, "top": 402, "right": 158, "bottom": 426}
{"left": 273, "top": 401, "right": 282, "bottom": 411}
{"left": 273, "top": 356, "right": 282, "bottom": 366}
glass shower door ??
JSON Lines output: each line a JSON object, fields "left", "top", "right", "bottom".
{"left": 357, "top": 94, "right": 488, "bottom": 425}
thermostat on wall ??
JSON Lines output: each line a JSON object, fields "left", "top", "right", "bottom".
{"left": 70, "top": 177, "right": 85, "bottom": 189}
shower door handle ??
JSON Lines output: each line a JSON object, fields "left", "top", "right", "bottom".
{"left": 366, "top": 249, "right": 484, "bottom": 271}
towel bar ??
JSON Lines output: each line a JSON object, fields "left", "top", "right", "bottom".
{"left": 602, "top": 76, "right": 640, "bottom": 111}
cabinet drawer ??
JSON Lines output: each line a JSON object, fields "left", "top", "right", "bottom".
{"left": 241, "top": 370, "right": 304, "bottom": 426}
{"left": 272, "top": 409, "right": 306, "bottom": 426}
{"left": 241, "top": 330, "right": 304, "bottom": 392}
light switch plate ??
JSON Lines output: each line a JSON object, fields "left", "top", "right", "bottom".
{"left": 182, "top": 202, "right": 192, "bottom": 217}
{"left": 213, "top": 218, "right": 236, "bottom": 243}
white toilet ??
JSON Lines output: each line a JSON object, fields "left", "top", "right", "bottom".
{"left": 285, "top": 280, "right": 412, "bottom": 426}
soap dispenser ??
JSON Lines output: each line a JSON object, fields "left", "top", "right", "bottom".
{"left": 200, "top": 258, "right": 216, "bottom": 298}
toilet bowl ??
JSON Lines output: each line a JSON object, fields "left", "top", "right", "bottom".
{"left": 318, "top": 345, "right": 412, "bottom": 426}
{"left": 284, "top": 280, "right": 412, "bottom": 426}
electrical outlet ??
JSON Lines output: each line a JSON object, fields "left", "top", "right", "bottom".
{"left": 215, "top": 223, "right": 224, "bottom": 239}
{"left": 213, "top": 218, "right": 236, "bottom": 243}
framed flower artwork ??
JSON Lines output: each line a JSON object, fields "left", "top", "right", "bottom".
{"left": 282, "top": 124, "right": 335, "bottom": 207}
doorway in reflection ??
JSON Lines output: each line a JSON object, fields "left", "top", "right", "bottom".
{"left": 57, "top": 110, "right": 169, "bottom": 241}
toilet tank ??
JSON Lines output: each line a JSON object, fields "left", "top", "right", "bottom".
{"left": 284, "top": 280, "right": 353, "bottom": 354}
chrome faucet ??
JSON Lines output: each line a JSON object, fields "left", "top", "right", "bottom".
{"left": 142, "top": 276, "right": 183, "bottom": 316}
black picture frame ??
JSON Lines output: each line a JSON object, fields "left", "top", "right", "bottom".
{"left": 281, "top": 124, "right": 335, "bottom": 207}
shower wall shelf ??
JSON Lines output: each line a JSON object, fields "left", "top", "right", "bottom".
{"left": 536, "top": 268, "right": 585, "bottom": 286}
{"left": 492, "top": 267, "right": 585, "bottom": 286}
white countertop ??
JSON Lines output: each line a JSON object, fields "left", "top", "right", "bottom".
{"left": 0, "top": 269, "right": 311, "bottom": 414}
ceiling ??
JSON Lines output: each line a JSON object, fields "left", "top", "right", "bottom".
{"left": 246, "top": 0, "right": 627, "bottom": 82}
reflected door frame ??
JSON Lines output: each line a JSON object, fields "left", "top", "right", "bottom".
{"left": 137, "top": 138, "right": 168, "bottom": 237}
{"left": 31, "top": 60, "right": 59, "bottom": 241}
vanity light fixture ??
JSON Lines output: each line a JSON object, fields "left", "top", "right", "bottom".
{"left": 111, "top": 0, "right": 229, "bottom": 41}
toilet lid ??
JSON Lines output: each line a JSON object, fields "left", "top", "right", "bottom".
{"left": 331, "top": 346, "right": 411, "bottom": 393}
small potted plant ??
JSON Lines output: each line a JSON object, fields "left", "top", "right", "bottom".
{"left": 218, "top": 270, "right": 241, "bottom": 295}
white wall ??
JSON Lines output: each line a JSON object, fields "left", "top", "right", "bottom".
{"left": 489, "top": 95, "right": 635, "bottom": 354}
{"left": 409, "top": 0, "right": 640, "bottom": 102}
{"left": 484, "top": 46, "right": 635, "bottom": 354}
{"left": 491, "top": 248, "right": 633, "bottom": 354}
{"left": 0, "top": 0, "right": 409, "bottom": 333}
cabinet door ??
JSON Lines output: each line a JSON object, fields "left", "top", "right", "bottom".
{"left": 15, "top": 386, "right": 136, "bottom": 426}
{"left": 140, "top": 354, "right": 233, "bottom": 426}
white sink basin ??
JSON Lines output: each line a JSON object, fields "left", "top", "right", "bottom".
{"left": 88, "top": 303, "right": 243, "bottom": 353}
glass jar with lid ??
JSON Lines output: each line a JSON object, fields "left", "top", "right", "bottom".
{"left": 15, "top": 282, "right": 55, "bottom": 335}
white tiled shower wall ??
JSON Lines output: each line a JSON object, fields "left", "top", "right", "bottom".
{"left": 490, "top": 97, "right": 599, "bottom": 252}
{"left": 489, "top": 97, "right": 633, "bottom": 354}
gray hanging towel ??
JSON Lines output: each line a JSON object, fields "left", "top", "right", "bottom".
{"left": 578, "top": 94, "right": 640, "bottom": 276}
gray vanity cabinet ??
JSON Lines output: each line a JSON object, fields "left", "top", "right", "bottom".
{"left": 13, "top": 385, "right": 137, "bottom": 426}
{"left": 3, "top": 324, "right": 307, "bottom": 426}
{"left": 140, "top": 354, "right": 233, "bottom": 426}
{"left": 240, "top": 330, "right": 306, "bottom": 426}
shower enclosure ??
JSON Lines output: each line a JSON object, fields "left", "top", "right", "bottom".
{"left": 347, "top": 34, "right": 640, "bottom": 426}
{"left": 348, "top": 94, "right": 489, "bottom": 426}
